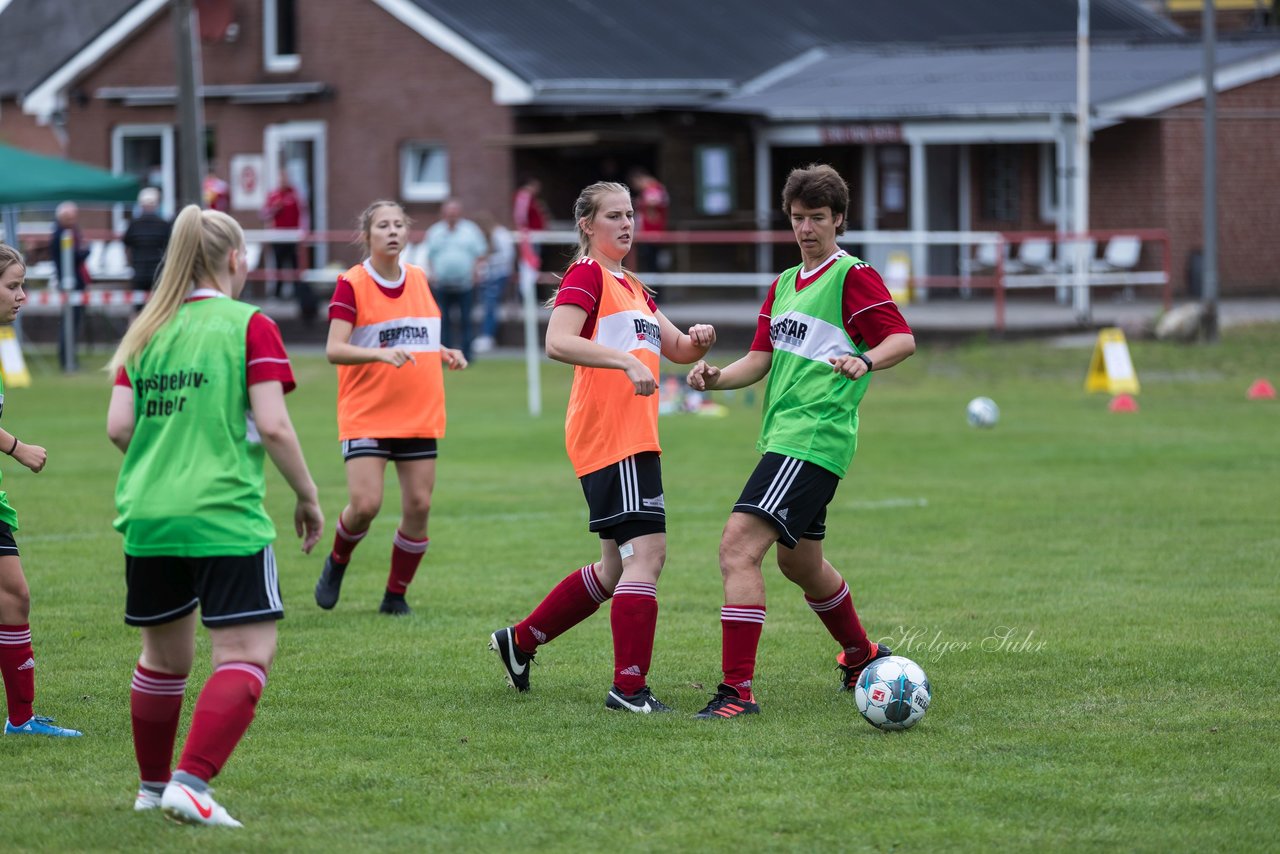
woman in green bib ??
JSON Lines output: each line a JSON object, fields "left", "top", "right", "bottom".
{"left": 686, "top": 164, "right": 916, "bottom": 719}
{"left": 0, "top": 244, "right": 82, "bottom": 739}
{"left": 107, "top": 205, "right": 324, "bottom": 827}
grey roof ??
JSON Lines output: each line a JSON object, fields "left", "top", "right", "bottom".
{"left": 709, "top": 38, "right": 1280, "bottom": 120}
{"left": 406, "top": 0, "right": 1179, "bottom": 92}
{"left": 0, "top": 0, "right": 1181, "bottom": 107}
{"left": 0, "top": 0, "right": 138, "bottom": 98}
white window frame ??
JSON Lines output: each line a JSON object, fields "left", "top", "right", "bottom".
{"left": 694, "top": 144, "right": 735, "bottom": 216}
{"left": 110, "top": 123, "right": 175, "bottom": 233}
{"left": 400, "top": 142, "right": 450, "bottom": 202}
{"left": 264, "top": 0, "right": 300, "bottom": 73}
{"left": 1038, "top": 143, "right": 1059, "bottom": 224}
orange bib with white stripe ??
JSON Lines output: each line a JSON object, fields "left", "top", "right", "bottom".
{"left": 564, "top": 261, "right": 661, "bottom": 476}
{"left": 336, "top": 263, "right": 446, "bottom": 440}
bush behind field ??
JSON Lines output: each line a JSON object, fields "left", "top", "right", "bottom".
{"left": 3, "top": 326, "right": 1278, "bottom": 852}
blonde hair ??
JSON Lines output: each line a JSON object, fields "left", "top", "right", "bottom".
{"left": 546, "top": 181, "right": 649, "bottom": 305}
{"left": 107, "top": 205, "right": 242, "bottom": 374}
{"left": 356, "top": 199, "right": 411, "bottom": 257}
{"left": 0, "top": 243, "right": 24, "bottom": 280}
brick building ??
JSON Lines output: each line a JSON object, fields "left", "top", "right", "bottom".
{"left": 2, "top": 0, "right": 1277, "bottom": 295}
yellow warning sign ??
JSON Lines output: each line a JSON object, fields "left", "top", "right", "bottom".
{"left": 1085, "top": 327, "right": 1139, "bottom": 395}
{"left": 884, "top": 251, "right": 911, "bottom": 304}
{"left": 0, "top": 327, "right": 31, "bottom": 388}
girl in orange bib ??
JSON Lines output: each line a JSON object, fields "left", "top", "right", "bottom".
{"left": 314, "top": 200, "right": 467, "bottom": 616}
{"left": 489, "top": 181, "right": 716, "bottom": 712}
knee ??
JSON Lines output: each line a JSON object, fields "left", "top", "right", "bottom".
{"left": 402, "top": 494, "right": 432, "bottom": 525}
{"left": 345, "top": 497, "right": 382, "bottom": 527}
{"left": 718, "top": 539, "right": 755, "bottom": 580}
{"left": 776, "top": 550, "right": 806, "bottom": 582}
{"left": 1, "top": 585, "right": 31, "bottom": 621}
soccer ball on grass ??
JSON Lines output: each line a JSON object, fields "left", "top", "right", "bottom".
{"left": 854, "top": 655, "right": 931, "bottom": 731}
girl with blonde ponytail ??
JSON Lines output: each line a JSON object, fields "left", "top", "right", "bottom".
{"left": 105, "top": 204, "right": 323, "bottom": 826}
{"left": 488, "top": 181, "right": 717, "bottom": 714}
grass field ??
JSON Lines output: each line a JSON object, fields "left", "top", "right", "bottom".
{"left": 2, "top": 323, "right": 1278, "bottom": 852}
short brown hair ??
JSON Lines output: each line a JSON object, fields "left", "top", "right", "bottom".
{"left": 781, "top": 164, "right": 850, "bottom": 235}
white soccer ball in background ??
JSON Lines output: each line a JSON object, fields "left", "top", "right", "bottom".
{"left": 855, "top": 655, "right": 931, "bottom": 731}
{"left": 966, "top": 396, "right": 1000, "bottom": 428}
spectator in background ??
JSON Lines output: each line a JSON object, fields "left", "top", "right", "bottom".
{"left": 512, "top": 176, "right": 548, "bottom": 234}
{"left": 122, "top": 188, "right": 171, "bottom": 303}
{"left": 472, "top": 210, "right": 515, "bottom": 354}
{"left": 260, "top": 177, "right": 302, "bottom": 301}
{"left": 630, "top": 169, "right": 670, "bottom": 275}
{"left": 202, "top": 167, "right": 230, "bottom": 213}
{"left": 424, "top": 199, "right": 487, "bottom": 362}
{"left": 50, "top": 202, "right": 90, "bottom": 368}
{"left": 513, "top": 176, "right": 551, "bottom": 270}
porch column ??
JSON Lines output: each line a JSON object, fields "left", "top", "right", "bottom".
{"left": 1055, "top": 115, "right": 1071, "bottom": 304}
{"left": 753, "top": 129, "right": 771, "bottom": 292}
{"left": 909, "top": 139, "right": 928, "bottom": 301}
{"left": 861, "top": 145, "right": 876, "bottom": 233}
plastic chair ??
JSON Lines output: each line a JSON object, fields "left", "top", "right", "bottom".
{"left": 1092, "top": 235, "right": 1141, "bottom": 272}
{"left": 962, "top": 241, "right": 1001, "bottom": 274}
{"left": 1006, "top": 238, "right": 1055, "bottom": 274}
{"left": 85, "top": 240, "right": 107, "bottom": 278}
{"left": 101, "top": 240, "right": 130, "bottom": 278}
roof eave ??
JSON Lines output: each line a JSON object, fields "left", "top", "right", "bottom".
{"left": 21, "top": 0, "right": 169, "bottom": 119}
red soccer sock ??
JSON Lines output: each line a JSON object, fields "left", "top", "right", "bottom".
{"left": 720, "top": 605, "right": 766, "bottom": 700}
{"left": 805, "top": 579, "right": 872, "bottom": 659}
{"left": 514, "top": 564, "right": 609, "bottom": 652}
{"left": 610, "top": 582, "right": 658, "bottom": 695}
{"left": 0, "top": 624, "right": 35, "bottom": 725}
{"left": 130, "top": 664, "right": 188, "bottom": 786}
{"left": 175, "top": 663, "right": 266, "bottom": 783}
{"left": 386, "top": 530, "right": 429, "bottom": 595}
{"left": 330, "top": 514, "right": 368, "bottom": 565}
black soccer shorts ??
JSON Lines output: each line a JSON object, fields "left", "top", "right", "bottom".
{"left": 733, "top": 452, "right": 840, "bottom": 548}
{"left": 124, "top": 546, "right": 284, "bottom": 628}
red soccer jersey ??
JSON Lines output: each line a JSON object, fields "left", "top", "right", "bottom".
{"left": 554, "top": 258, "right": 658, "bottom": 341}
{"left": 750, "top": 251, "right": 911, "bottom": 352}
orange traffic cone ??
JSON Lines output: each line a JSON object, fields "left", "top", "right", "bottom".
{"left": 1247, "top": 379, "right": 1276, "bottom": 400}
{"left": 1109, "top": 394, "right": 1139, "bottom": 413}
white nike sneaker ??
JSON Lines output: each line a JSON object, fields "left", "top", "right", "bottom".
{"left": 134, "top": 786, "right": 163, "bottom": 812}
{"left": 161, "top": 780, "right": 243, "bottom": 827}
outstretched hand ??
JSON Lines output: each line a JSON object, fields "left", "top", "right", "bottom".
{"left": 687, "top": 324, "right": 716, "bottom": 351}
{"left": 687, "top": 360, "right": 721, "bottom": 391}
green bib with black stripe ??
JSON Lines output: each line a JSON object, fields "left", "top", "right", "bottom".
{"left": 757, "top": 255, "right": 870, "bottom": 478}
{"left": 113, "top": 297, "right": 275, "bottom": 556}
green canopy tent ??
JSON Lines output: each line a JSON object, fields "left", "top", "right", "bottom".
{"left": 0, "top": 142, "right": 140, "bottom": 205}
{"left": 0, "top": 143, "right": 140, "bottom": 373}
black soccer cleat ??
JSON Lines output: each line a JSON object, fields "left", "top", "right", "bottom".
{"left": 489, "top": 626, "right": 535, "bottom": 692}
{"left": 693, "top": 684, "right": 761, "bottom": 719}
{"left": 604, "top": 685, "right": 673, "bottom": 714}
{"left": 378, "top": 593, "right": 412, "bottom": 616}
{"left": 836, "top": 642, "right": 893, "bottom": 691}
{"left": 314, "top": 555, "right": 348, "bottom": 610}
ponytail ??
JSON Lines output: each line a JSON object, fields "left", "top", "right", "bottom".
{"left": 107, "top": 205, "right": 243, "bottom": 374}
